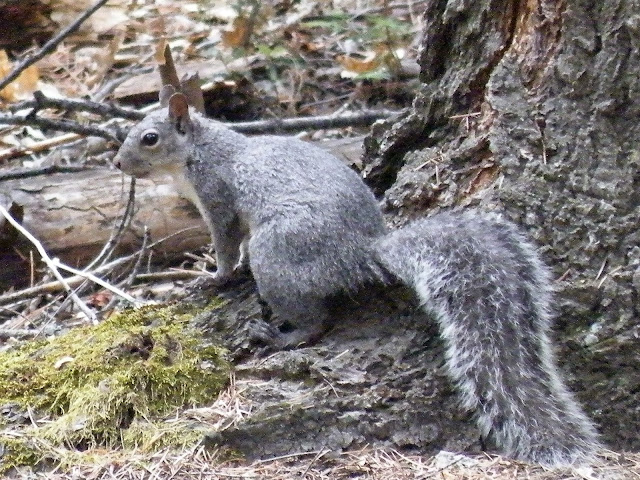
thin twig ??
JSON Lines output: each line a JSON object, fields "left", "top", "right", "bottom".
{"left": 85, "top": 177, "right": 137, "bottom": 271}
{"left": 0, "top": 113, "right": 118, "bottom": 141}
{"left": 0, "top": 108, "right": 397, "bottom": 143}
{"left": 134, "top": 270, "right": 209, "bottom": 282}
{"left": 91, "top": 71, "right": 146, "bottom": 102}
{"left": 56, "top": 179, "right": 138, "bottom": 311}
{"left": 0, "top": 204, "right": 97, "bottom": 323}
{"left": 52, "top": 259, "right": 138, "bottom": 305}
{"left": 0, "top": 0, "right": 110, "bottom": 92}
{"left": 229, "top": 109, "right": 400, "bottom": 134}
{"left": 0, "top": 133, "right": 81, "bottom": 162}
{"left": 0, "top": 164, "right": 96, "bottom": 182}
{"left": 10, "top": 91, "right": 143, "bottom": 120}
{"left": 0, "top": 256, "right": 131, "bottom": 307}
{"left": 0, "top": 226, "right": 203, "bottom": 307}
{"left": 125, "top": 226, "right": 150, "bottom": 287}
{"left": 104, "top": 226, "right": 150, "bottom": 311}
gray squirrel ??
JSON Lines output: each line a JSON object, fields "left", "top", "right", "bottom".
{"left": 112, "top": 88, "right": 601, "bottom": 467}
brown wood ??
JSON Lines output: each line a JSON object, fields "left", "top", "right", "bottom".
{"left": 0, "top": 169, "right": 209, "bottom": 290}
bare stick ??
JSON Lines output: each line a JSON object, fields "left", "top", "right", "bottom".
{"left": 52, "top": 260, "right": 138, "bottom": 305}
{"left": 134, "top": 270, "right": 209, "bottom": 281}
{"left": 0, "top": 256, "right": 132, "bottom": 307}
{"left": 103, "top": 227, "right": 151, "bottom": 312}
{"left": 0, "top": 226, "right": 202, "bottom": 307}
{"left": 0, "top": 0, "right": 110, "bottom": 92}
{"left": 57, "top": 178, "right": 137, "bottom": 310}
{"left": 229, "top": 109, "right": 399, "bottom": 134}
{"left": 0, "top": 133, "right": 81, "bottom": 162}
{"left": 125, "top": 226, "right": 150, "bottom": 286}
{"left": 0, "top": 164, "right": 94, "bottom": 182}
{"left": 0, "top": 114, "right": 117, "bottom": 141}
{"left": 85, "top": 177, "right": 137, "bottom": 270}
{"left": 10, "top": 91, "right": 143, "bottom": 120}
{"left": 0, "top": 204, "right": 97, "bottom": 323}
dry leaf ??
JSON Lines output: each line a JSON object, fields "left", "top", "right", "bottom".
{"left": 222, "top": 16, "right": 251, "bottom": 48}
{"left": 148, "top": 16, "right": 167, "bottom": 38}
{"left": 336, "top": 51, "right": 382, "bottom": 77}
{"left": 88, "top": 291, "right": 112, "bottom": 308}
{"left": 0, "top": 50, "right": 40, "bottom": 102}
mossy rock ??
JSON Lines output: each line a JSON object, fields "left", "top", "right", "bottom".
{"left": 0, "top": 304, "right": 230, "bottom": 472}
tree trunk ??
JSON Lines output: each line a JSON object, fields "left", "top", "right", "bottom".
{"left": 363, "top": 0, "right": 640, "bottom": 451}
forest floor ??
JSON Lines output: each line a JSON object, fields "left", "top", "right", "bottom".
{"left": 0, "top": 1, "right": 638, "bottom": 478}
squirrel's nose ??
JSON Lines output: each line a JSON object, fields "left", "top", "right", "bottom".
{"left": 113, "top": 154, "right": 121, "bottom": 169}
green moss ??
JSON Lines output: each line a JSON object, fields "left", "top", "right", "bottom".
{"left": 0, "top": 305, "right": 231, "bottom": 472}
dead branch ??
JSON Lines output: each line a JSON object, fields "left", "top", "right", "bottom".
{"left": 0, "top": 222, "right": 208, "bottom": 309}
{"left": 85, "top": 177, "right": 137, "bottom": 271}
{"left": 0, "top": 0, "right": 111, "bottom": 92}
{"left": 0, "top": 113, "right": 118, "bottom": 142}
{"left": 0, "top": 133, "right": 81, "bottom": 162}
{"left": 0, "top": 165, "right": 94, "bottom": 182}
{"left": 230, "top": 109, "right": 400, "bottom": 134}
{"left": 0, "top": 255, "right": 132, "bottom": 308}
{"left": 10, "top": 91, "right": 143, "bottom": 121}
{"left": 53, "top": 260, "right": 138, "bottom": 305}
{"left": 0, "top": 108, "right": 396, "bottom": 147}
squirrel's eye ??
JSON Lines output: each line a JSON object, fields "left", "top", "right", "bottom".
{"left": 140, "top": 130, "right": 159, "bottom": 147}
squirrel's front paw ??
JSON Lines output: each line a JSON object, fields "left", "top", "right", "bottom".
{"left": 208, "top": 270, "right": 233, "bottom": 287}
{"left": 247, "top": 319, "right": 323, "bottom": 350}
{"left": 196, "top": 269, "right": 246, "bottom": 291}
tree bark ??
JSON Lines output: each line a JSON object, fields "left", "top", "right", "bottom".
{"left": 364, "top": 0, "right": 640, "bottom": 451}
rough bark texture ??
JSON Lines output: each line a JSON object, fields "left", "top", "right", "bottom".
{"left": 362, "top": 0, "right": 640, "bottom": 451}
{"left": 194, "top": 0, "right": 639, "bottom": 461}
{"left": 193, "top": 281, "right": 482, "bottom": 460}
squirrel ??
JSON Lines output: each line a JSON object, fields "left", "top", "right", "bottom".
{"left": 112, "top": 87, "right": 601, "bottom": 467}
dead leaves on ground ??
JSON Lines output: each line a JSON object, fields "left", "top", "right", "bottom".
{"left": 0, "top": 0, "right": 421, "bottom": 112}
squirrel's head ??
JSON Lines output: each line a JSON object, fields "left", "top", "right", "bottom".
{"left": 113, "top": 89, "right": 195, "bottom": 178}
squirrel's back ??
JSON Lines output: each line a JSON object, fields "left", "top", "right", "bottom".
{"left": 229, "top": 135, "right": 389, "bottom": 298}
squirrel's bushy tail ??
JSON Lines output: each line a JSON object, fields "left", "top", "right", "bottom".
{"left": 375, "top": 211, "right": 600, "bottom": 466}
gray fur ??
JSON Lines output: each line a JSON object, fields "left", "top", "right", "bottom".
{"left": 375, "top": 212, "right": 600, "bottom": 465}
{"left": 113, "top": 104, "right": 601, "bottom": 466}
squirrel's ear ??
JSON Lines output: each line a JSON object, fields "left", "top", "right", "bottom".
{"left": 159, "top": 85, "right": 177, "bottom": 107}
{"left": 168, "top": 92, "right": 191, "bottom": 134}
